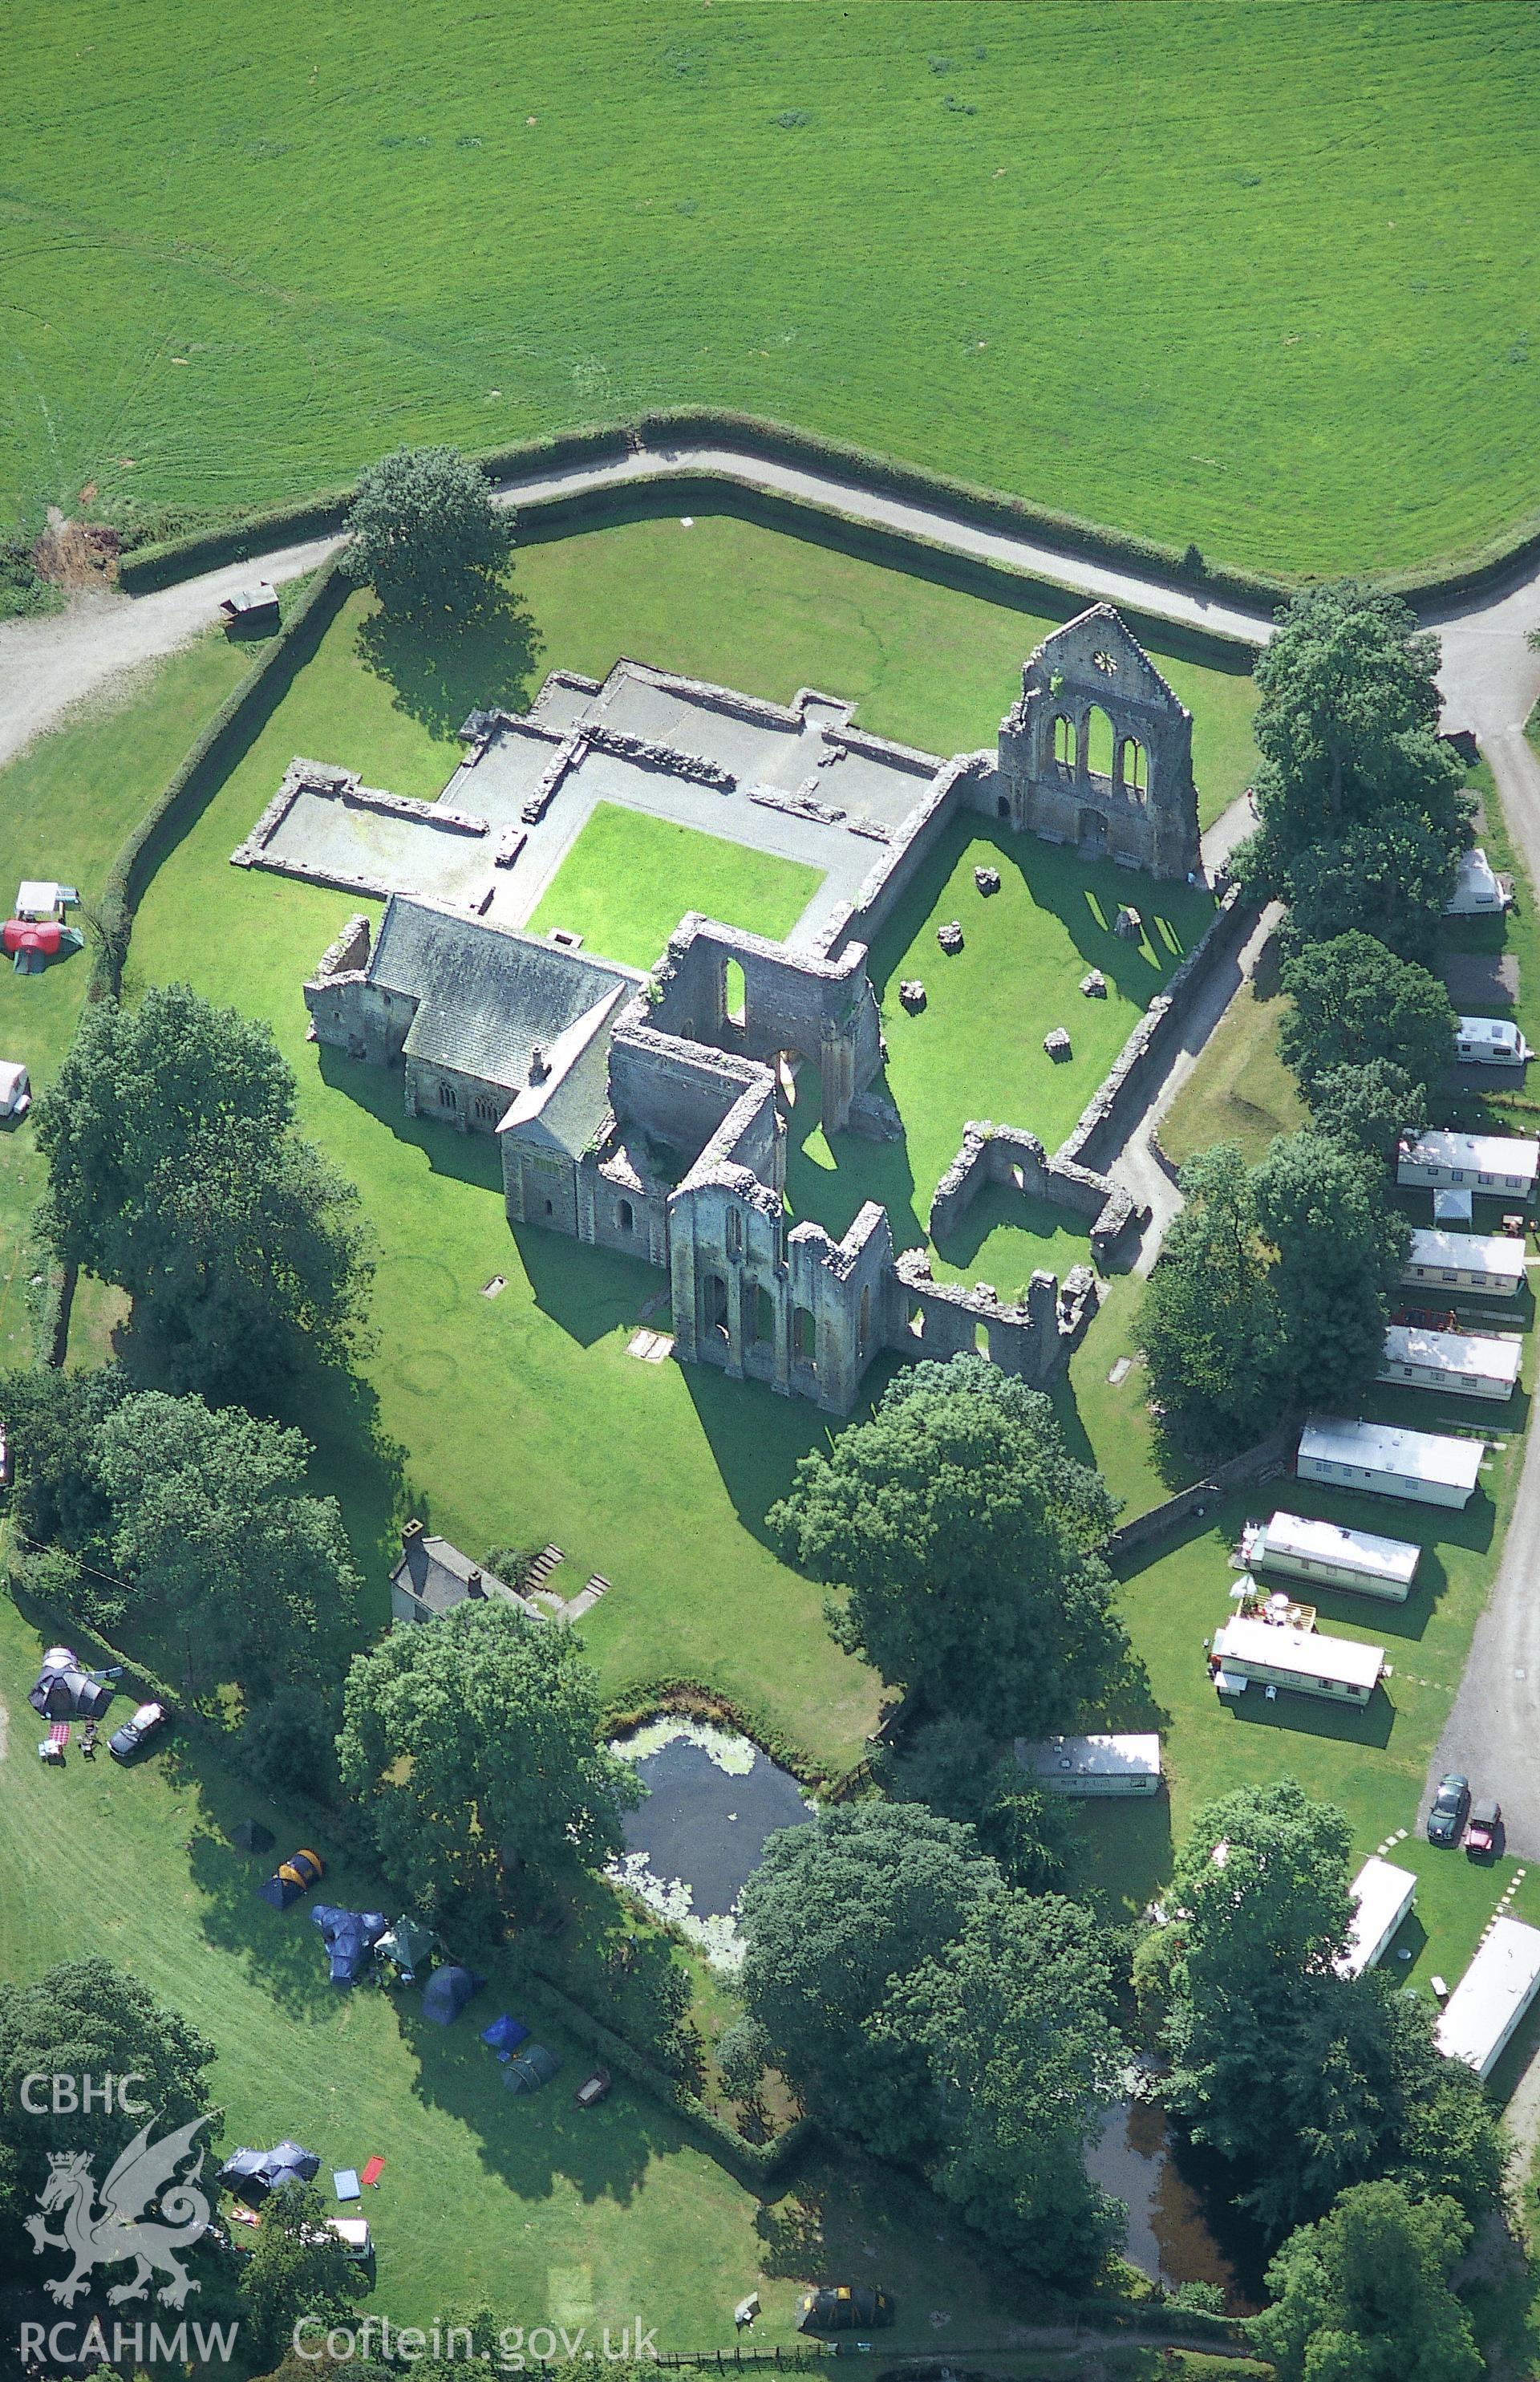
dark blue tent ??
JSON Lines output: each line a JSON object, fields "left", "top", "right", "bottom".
{"left": 28, "top": 1645, "right": 116, "bottom": 1723}
{"left": 480, "top": 2014, "right": 531, "bottom": 2059}
{"left": 421, "top": 1963, "right": 484, "bottom": 2026}
{"left": 217, "top": 2141, "right": 320, "bottom": 2206}
{"left": 311, "top": 1905, "right": 388, "bottom": 1986}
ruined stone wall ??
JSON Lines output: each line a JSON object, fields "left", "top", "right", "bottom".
{"left": 608, "top": 1015, "right": 772, "bottom": 1167}
{"left": 818, "top": 754, "right": 986, "bottom": 962}
{"left": 889, "top": 1250, "right": 1100, "bottom": 1389}
{"left": 649, "top": 915, "right": 881, "bottom": 1133}
{"left": 1056, "top": 887, "right": 1255, "bottom": 1176}
{"left": 929, "top": 1122, "right": 1136, "bottom": 1265}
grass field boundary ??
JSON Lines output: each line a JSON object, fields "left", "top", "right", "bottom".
{"left": 521, "top": 1970, "right": 818, "bottom": 2192}
{"left": 94, "top": 561, "right": 349, "bottom": 994}
{"left": 111, "top": 405, "right": 1540, "bottom": 624}
{"left": 520, "top": 471, "right": 1262, "bottom": 677}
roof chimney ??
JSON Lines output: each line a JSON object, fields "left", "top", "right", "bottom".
{"left": 529, "top": 1044, "right": 550, "bottom": 1083}
{"left": 403, "top": 1518, "right": 424, "bottom": 1545}
{"left": 467, "top": 1568, "right": 485, "bottom": 1598}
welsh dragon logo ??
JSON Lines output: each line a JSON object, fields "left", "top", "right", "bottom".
{"left": 24, "top": 2112, "right": 213, "bottom": 2308}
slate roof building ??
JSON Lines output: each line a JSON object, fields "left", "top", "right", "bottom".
{"left": 388, "top": 1520, "right": 541, "bottom": 1626}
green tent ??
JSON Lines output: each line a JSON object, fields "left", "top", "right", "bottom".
{"left": 377, "top": 1915, "right": 437, "bottom": 1977}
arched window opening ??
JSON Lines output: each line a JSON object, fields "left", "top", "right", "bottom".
{"left": 793, "top": 1305, "right": 817, "bottom": 1369}
{"left": 724, "top": 957, "right": 747, "bottom": 1031}
{"left": 473, "top": 1093, "right": 498, "bottom": 1125}
{"left": 858, "top": 1284, "right": 871, "bottom": 1349}
{"left": 618, "top": 1198, "right": 635, "bottom": 1234}
{"left": 725, "top": 1206, "right": 742, "bottom": 1260}
{"left": 705, "top": 1272, "right": 730, "bottom": 1342}
{"left": 1052, "top": 714, "right": 1076, "bottom": 772}
{"left": 438, "top": 1079, "right": 458, "bottom": 1109}
{"left": 1118, "top": 737, "right": 1147, "bottom": 797}
{"left": 1084, "top": 706, "right": 1116, "bottom": 781}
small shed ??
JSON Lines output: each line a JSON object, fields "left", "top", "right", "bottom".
{"left": 1380, "top": 1323, "right": 1521, "bottom": 1405}
{"left": 1433, "top": 1188, "right": 1474, "bottom": 1226}
{"left": 1335, "top": 1856, "right": 1417, "bottom": 1979}
{"left": 1296, "top": 1415, "right": 1485, "bottom": 1511}
{"left": 1396, "top": 1129, "right": 1540, "bottom": 1199}
{"left": 1238, "top": 1510, "right": 1420, "bottom": 1602}
{"left": 1454, "top": 1014, "right": 1531, "bottom": 1067}
{"left": 220, "top": 582, "right": 281, "bottom": 629}
{"left": 1407, "top": 1223, "right": 1526, "bottom": 1296}
{"left": 1209, "top": 1615, "right": 1386, "bottom": 1706}
{"left": 1014, "top": 1733, "right": 1162, "bottom": 1796}
{"left": 1435, "top": 1916, "right": 1540, "bottom": 2080}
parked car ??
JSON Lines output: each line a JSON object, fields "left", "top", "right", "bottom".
{"left": 0, "top": 1061, "right": 30, "bottom": 1120}
{"left": 795, "top": 2286, "right": 894, "bottom": 2336}
{"left": 1466, "top": 1799, "right": 1502, "bottom": 1860}
{"left": 573, "top": 2068, "right": 611, "bottom": 2110}
{"left": 107, "top": 1701, "right": 172, "bottom": 1763}
{"left": 1428, "top": 1774, "right": 1471, "bottom": 1847}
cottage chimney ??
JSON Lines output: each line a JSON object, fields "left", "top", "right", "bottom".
{"left": 403, "top": 1518, "right": 424, "bottom": 1544}
{"left": 529, "top": 1045, "right": 550, "bottom": 1084}
{"left": 468, "top": 1568, "right": 485, "bottom": 1598}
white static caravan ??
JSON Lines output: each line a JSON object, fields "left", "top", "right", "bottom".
{"left": 1335, "top": 1856, "right": 1417, "bottom": 1980}
{"left": 1455, "top": 1015, "right": 1532, "bottom": 1066}
{"left": 1238, "top": 1510, "right": 1420, "bottom": 1603}
{"left": 1435, "top": 1916, "right": 1540, "bottom": 2081}
{"left": 1404, "top": 1228, "right": 1527, "bottom": 1301}
{"left": 1296, "top": 1416, "right": 1485, "bottom": 1512}
{"left": 1379, "top": 1324, "right": 1522, "bottom": 1405}
{"left": 1015, "top": 1734, "right": 1162, "bottom": 1797}
{"left": 1444, "top": 846, "right": 1510, "bottom": 917}
{"left": 1209, "top": 1615, "right": 1387, "bottom": 1706}
{"left": 1396, "top": 1129, "right": 1540, "bottom": 1199}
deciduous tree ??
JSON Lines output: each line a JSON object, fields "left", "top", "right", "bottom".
{"left": 739, "top": 1801, "right": 999, "bottom": 2157}
{"left": 238, "top": 2181, "right": 359, "bottom": 2364}
{"left": 1254, "top": 1130, "right": 1409, "bottom": 1412}
{"left": 1243, "top": 581, "right": 1465, "bottom": 871}
{"left": 768, "top": 1355, "right": 1122, "bottom": 1732}
{"left": 1253, "top": 2182, "right": 1481, "bottom": 2382}
{"left": 1306, "top": 1058, "right": 1427, "bottom": 1167}
{"left": 0, "top": 1959, "right": 215, "bottom": 2223}
{"left": 343, "top": 444, "right": 513, "bottom": 615}
{"left": 884, "top": 1892, "right": 1125, "bottom": 2280}
{"left": 1139, "top": 1143, "right": 1283, "bottom": 1454}
{"left": 337, "top": 1603, "right": 634, "bottom": 1936}
{"left": 34, "top": 987, "right": 372, "bottom": 1399}
{"left": 1279, "top": 931, "right": 1456, "bottom": 1100}
{"left": 93, "top": 1392, "right": 363, "bottom": 1695}
{"left": 1280, "top": 807, "right": 1463, "bottom": 967}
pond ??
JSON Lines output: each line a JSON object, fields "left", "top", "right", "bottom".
{"left": 607, "top": 1715, "right": 816, "bottom": 1968}
{"left": 1087, "top": 2081, "right": 1268, "bottom": 2315}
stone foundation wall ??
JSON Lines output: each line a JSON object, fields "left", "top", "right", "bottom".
{"left": 929, "top": 1122, "right": 1136, "bottom": 1264}
{"left": 1056, "top": 886, "right": 1255, "bottom": 1176}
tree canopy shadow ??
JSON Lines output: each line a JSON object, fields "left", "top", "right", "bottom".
{"left": 355, "top": 582, "right": 543, "bottom": 738}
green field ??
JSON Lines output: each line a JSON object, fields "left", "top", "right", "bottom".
{"left": 530, "top": 804, "right": 822, "bottom": 970}
{"left": 0, "top": 1595, "right": 1011, "bottom": 2350}
{"left": 2, "top": 3, "right": 1537, "bottom": 578}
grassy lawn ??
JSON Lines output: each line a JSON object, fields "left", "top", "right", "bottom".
{"left": 0, "top": 1594, "right": 1015, "bottom": 2352}
{"left": 38, "top": 517, "right": 1234, "bottom": 1774}
{"left": 529, "top": 803, "right": 823, "bottom": 970}
{"left": 0, "top": 631, "right": 254, "bottom": 1366}
{"left": 1075, "top": 1371, "right": 1539, "bottom": 2032}
{"left": 2, "top": 6, "right": 1536, "bottom": 580}
{"left": 1158, "top": 935, "right": 1304, "bottom": 1172}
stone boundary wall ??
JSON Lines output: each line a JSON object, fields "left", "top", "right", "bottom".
{"left": 1104, "top": 1426, "right": 1295, "bottom": 1561}
{"left": 929, "top": 1121, "right": 1137, "bottom": 1263}
{"left": 818, "top": 752, "right": 987, "bottom": 959}
{"left": 1056, "top": 886, "right": 1258, "bottom": 1176}
{"left": 231, "top": 757, "right": 494, "bottom": 904}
